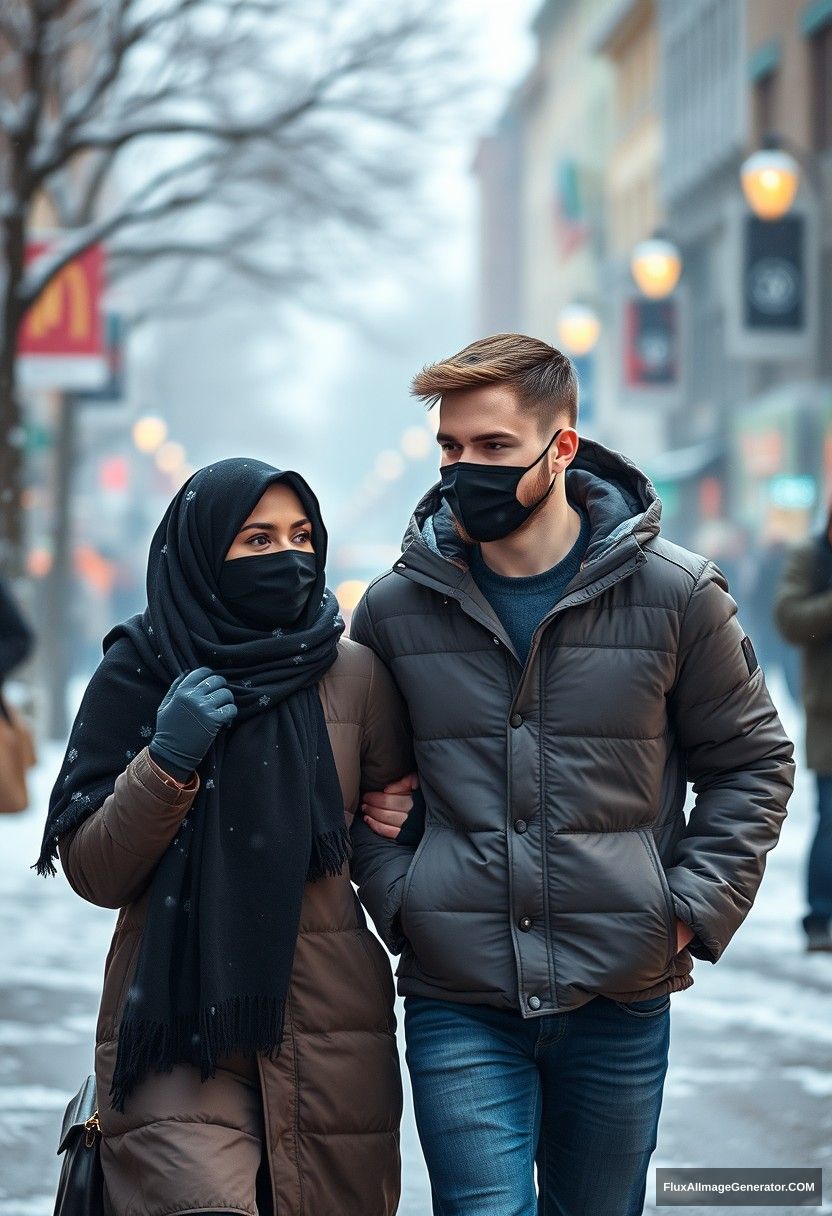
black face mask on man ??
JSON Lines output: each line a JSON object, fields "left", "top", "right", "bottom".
{"left": 218, "top": 550, "right": 318, "bottom": 630}
{"left": 439, "top": 428, "right": 563, "bottom": 543}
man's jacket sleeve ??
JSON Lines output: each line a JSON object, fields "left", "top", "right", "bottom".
{"left": 665, "top": 560, "right": 795, "bottom": 963}
{"left": 350, "top": 587, "right": 422, "bottom": 955}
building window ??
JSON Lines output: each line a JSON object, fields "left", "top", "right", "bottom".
{"left": 810, "top": 19, "right": 832, "bottom": 150}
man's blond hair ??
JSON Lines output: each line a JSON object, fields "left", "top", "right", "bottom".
{"left": 411, "top": 333, "right": 578, "bottom": 430}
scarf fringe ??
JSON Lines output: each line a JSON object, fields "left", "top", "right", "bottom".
{"left": 35, "top": 779, "right": 114, "bottom": 877}
{"left": 110, "top": 992, "right": 287, "bottom": 1113}
{"left": 307, "top": 823, "right": 352, "bottom": 881}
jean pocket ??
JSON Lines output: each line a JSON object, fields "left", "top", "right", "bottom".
{"left": 612, "top": 993, "right": 671, "bottom": 1018}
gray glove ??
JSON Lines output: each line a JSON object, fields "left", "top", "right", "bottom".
{"left": 148, "top": 667, "right": 237, "bottom": 781}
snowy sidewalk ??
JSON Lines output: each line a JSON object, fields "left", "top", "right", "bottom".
{"left": 1, "top": 672, "right": 830, "bottom": 1214}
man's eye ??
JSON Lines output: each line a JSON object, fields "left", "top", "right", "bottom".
{"left": 486, "top": 443, "right": 506, "bottom": 451}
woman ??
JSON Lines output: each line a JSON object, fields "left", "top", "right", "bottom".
{"left": 37, "top": 458, "right": 417, "bottom": 1216}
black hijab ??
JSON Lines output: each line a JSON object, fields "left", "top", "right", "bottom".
{"left": 37, "top": 458, "right": 347, "bottom": 1111}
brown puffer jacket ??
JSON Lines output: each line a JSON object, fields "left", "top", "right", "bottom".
{"left": 58, "top": 637, "right": 413, "bottom": 1216}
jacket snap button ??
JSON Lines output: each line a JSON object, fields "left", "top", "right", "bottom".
{"left": 514, "top": 818, "right": 528, "bottom": 834}
{"left": 396, "top": 561, "right": 406, "bottom": 569}
{"left": 493, "top": 636, "right": 501, "bottom": 645}
{"left": 510, "top": 713, "right": 523, "bottom": 728}
{"left": 528, "top": 995, "right": 541, "bottom": 1011}
{"left": 519, "top": 916, "right": 533, "bottom": 932}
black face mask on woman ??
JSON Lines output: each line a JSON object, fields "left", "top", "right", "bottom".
{"left": 439, "top": 428, "right": 563, "bottom": 543}
{"left": 218, "top": 549, "right": 318, "bottom": 630}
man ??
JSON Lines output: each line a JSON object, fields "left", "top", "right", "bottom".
{"left": 775, "top": 503, "right": 832, "bottom": 952}
{"left": 350, "top": 334, "right": 794, "bottom": 1216}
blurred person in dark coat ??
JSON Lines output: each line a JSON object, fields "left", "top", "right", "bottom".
{"left": 775, "top": 502, "right": 832, "bottom": 951}
{"left": 0, "top": 577, "right": 34, "bottom": 685}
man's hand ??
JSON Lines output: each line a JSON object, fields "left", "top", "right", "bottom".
{"left": 675, "top": 917, "right": 695, "bottom": 954}
{"left": 362, "top": 773, "right": 419, "bottom": 839}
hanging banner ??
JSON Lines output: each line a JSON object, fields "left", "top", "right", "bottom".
{"left": 17, "top": 241, "right": 107, "bottom": 390}
{"left": 744, "top": 215, "right": 804, "bottom": 331}
{"left": 623, "top": 296, "right": 680, "bottom": 389}
{"left": 724, "top": 197, "right": 818, "bottom": 360}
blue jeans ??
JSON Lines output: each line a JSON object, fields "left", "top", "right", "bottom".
{"left": 404, "top": 993, "right": 670, "bottom": 1216}
{"left": 805, "top": 773, "right": 832, "bottom": 929}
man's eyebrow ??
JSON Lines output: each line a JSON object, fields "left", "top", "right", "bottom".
{"left": 436, "top": 431, "right": 517, "bottom": 443}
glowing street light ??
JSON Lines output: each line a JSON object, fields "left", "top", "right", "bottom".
{"left": 132, "top": 415, "right": 168, "bottom": 454}
{"left": 335, "top": 579, "right": 368, "bottom": 613}
{"left": 740, "top": 146, "right": 800, "bottom": 221}
{"left": 557, "top": 304, "right": 601, "bottom": 356}
{"left": 401, "top": 425, "right": 433, "bottom": 460}
{"left": 374, "top": 450, "right": 406, "bottom": 481}
{"left": 630, "top": 236, "right": 682, "bottom": 299}
{"left": 155, "top": 440, "right": 187, "bottom": 475}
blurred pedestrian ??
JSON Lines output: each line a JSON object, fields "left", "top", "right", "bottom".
{"left": 775, "top": 502, "right": 832, "bottom": 952}
{"left": 36, "top": 458, "right": 418, "bottom": 1216}
{"left": 0, "top": 577, "right": 36, "bottom": 816}
{"left": 351, "top": 333, "right": 794, "bottom": 1216}
{"left": 0, "top": 575, "right": 34, "bottom": 684}
{"left": 747, "top": 531, "right": 802, "bottom": 702}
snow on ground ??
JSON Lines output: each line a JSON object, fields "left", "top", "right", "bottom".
{"left": 1, "top": 673, "right": 830, "bottom": 1214}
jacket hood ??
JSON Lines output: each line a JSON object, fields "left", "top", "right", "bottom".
{"left": 402, "top": 435, "right": 662, "bottom": 570}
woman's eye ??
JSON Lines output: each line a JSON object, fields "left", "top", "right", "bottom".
{"left": 293, "top": 531, "right": 311, "bottom": 545}
{"left": 249, "top": 534, "right": 270, "bottom": 548}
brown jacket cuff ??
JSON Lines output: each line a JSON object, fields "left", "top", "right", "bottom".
{"left": 102, "top": 747, "right": 199, "bottom": 859}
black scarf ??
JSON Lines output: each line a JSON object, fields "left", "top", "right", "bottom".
{"left": 37, "top": 458, "right": 348, "bottom": 1111}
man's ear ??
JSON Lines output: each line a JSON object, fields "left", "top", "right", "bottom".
{"left": 553, "top": 427, "right": 579, "bottom": 472}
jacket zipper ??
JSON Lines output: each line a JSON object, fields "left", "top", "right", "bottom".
{"left": 256, "top": 1053, "right": 279, "bottom": 1216}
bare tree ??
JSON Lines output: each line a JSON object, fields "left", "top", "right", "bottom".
{"left": 0, "top": 0, "right": 460, "bottom": 567}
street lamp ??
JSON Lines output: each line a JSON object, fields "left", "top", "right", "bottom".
{"left": 630, "top": 235, "right": 682, "bottom": 299}
{"left": 740, "top": 144, "right": 800, "bottom": 221}
{"left": 155, "top": 440, "right": 186, "bottom": 475}
{"left": 374, "top": 450, "right": 405, "bottom": 481}
{"left": 557, "top": 303, "right": 601, "bottom": 356}
{"left": 132, "top": 415, "right": 168, "bottom": 454}
{"left": 334, "top": 579, "right": 368, "bottom": 613}
{"left": 401, "top": 425, "right": 433, "bottom": 460}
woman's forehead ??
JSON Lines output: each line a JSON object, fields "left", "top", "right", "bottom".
{"left": 242, "top": 480, "right": 306, "bottom": 525}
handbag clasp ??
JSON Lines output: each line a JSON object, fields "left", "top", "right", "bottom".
{"left": 84, "top": 1110, "right": 101, "bottom": 1148}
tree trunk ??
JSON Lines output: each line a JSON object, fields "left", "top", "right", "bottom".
{"left": 0, "top": 215, "right": 27, "bottom": 577}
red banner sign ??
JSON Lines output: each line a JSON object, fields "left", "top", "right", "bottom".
{"left": 18, "top": 241, "right": 107, "bottom": 389}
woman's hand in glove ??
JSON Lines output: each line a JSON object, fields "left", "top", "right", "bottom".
{"left": 149, "top": 667, "right": 237, "bottom": 781}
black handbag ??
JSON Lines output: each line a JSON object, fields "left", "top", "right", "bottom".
{"left": 53, "top": 1074, "right": 105, "bottom": 1216}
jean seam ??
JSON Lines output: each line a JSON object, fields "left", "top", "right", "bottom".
{"left": 612, "top": 996, "right": 671, "bottom": 1018}
{"left": 528, "top": 1066, "right": 542, "bottom": 1216}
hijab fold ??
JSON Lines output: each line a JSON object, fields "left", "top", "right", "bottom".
{"left": 37, "top": 458, "right": 347, "bottom": 1111}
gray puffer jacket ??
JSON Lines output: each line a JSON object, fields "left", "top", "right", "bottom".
{"left": 350, "top": 438, "right": 794, "bottom": 1014}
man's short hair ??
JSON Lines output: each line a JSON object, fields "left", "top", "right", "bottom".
{"left": 411, "top": 333, "right": 578, "bottom": 430}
